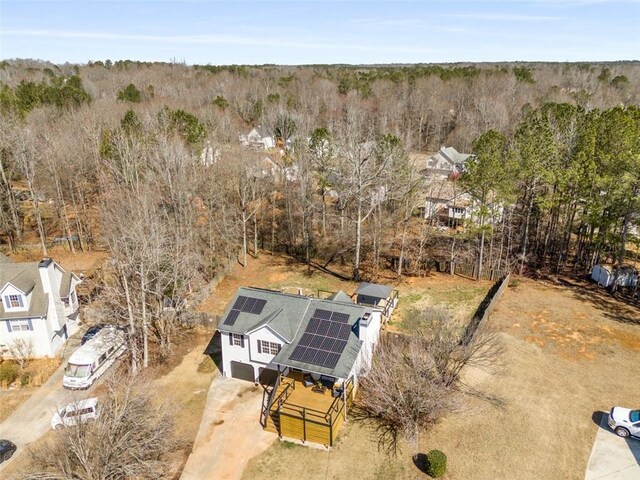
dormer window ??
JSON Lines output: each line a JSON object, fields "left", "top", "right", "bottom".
{"left": 4, "top": 294, "right": 24, "bottom": 309}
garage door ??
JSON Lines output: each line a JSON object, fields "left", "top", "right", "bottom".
{"left": 230, "top": 361, "right": 255, "bottom": 382}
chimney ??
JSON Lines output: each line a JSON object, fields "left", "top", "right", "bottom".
{"left": 38, "top": 257, "right": 54, "bottom": 294}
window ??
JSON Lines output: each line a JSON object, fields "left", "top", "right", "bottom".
{"left": 231, "top": 333, "right": 244, "bottom": 347}
{"left": 451, "top": 207, "right": 465, "bottom": 215}
{"left": 69, "top": 291, "right": 76, "bottom": 305}
{"left": 258, "top": 340, "right": 280, "bottom": 355}
{"left": 9, "top": 319, "right": 31, "bottom": 332}
{"left": 5, "top": 295, "right": 23, "bottom": 309}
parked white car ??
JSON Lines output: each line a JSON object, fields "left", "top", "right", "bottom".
{"left": 51, "top": 398, "right": 99, "bottom": 430}
{"left": 608, "top": 407, "right": 640, "bottom": 439}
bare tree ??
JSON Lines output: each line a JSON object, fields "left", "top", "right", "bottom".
{"left": 6, "top": 338, "right": 34, "bottom": 370}
{"left": 356, "top": 307, "right": 502, "bottom": 455}
{"left": 23, "top": 375, "right": 176, "bottom": 480}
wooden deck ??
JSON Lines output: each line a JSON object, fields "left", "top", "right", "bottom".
{"left": 262, "top": 372, "right": 353, "bottom": 446}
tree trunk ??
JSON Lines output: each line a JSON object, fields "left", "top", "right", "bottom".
{"left": 353, "top": 201, "right": 362, "bottom": 281}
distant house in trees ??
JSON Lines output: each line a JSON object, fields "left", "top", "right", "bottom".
{"left": 239, "top": 126, "right": 276, "bottom": 150}
{"left": 0, "top": 257, "right": 81, "bottom": 358}
{"left": 424, "top": 146, "right": 473, "bottom": 179}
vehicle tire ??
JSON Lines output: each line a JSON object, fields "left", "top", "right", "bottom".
{"left": 4, "top": 450, "right": 13, "bottom": 461}
{"left": 615, "top": 427, "right": 630, "bottom": 438}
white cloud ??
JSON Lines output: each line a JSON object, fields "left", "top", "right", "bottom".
{"left": 2, "top": 29, "right": 435, "bottom": 54}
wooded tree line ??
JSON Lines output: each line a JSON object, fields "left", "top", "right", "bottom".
{"left": 0, "top": 60, "right": 638, "bottom": 369}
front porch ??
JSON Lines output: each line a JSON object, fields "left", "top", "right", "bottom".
{"left": 261, "top": 371, "right": 354, "bottom": 447}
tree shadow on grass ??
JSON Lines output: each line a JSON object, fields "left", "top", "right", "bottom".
{"left": 546, "top": 276, "right": 640, "bottom": 327}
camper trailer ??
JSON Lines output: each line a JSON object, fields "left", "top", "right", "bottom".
{"left": 63, "top": 326, "right": 126, "bottom": 389}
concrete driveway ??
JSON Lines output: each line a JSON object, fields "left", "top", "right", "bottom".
{"left": 180, "top": 376, "right": 276, "bottom": 480}
{"left": 585, "top": 413, "right": 640, "bottom": 480}
{"left": 0, "top": 333, "right": 107, "bottom": 472}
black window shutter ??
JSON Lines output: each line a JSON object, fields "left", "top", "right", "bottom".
{"left": 257, "top": 341, "right": 262, "bottom": 354}
{"left": 240, "top": 336, "right": 245, "bottom": 348}
{"left": 229, "top": 333, "right": 233, "bottom": 346}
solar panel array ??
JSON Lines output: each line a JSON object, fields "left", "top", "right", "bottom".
{"left": 288, "top": 308, "right": 353, "bottom": 369}
{"left": 222, "top": 295, "right": 267, "bottom": 326}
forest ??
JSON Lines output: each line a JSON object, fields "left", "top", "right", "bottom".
{"left": 0, "top": 59, "right": 639, "bottom": 366}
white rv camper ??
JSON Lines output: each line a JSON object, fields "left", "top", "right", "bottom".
{"left": 63, "top": 326, "right": 126, "bottom": 389}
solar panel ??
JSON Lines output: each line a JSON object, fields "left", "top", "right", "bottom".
{"left": 301, "top": 348, "right": 318, "bottom": 364}
{"left": 287, "top": 307, "right": 358, "bottom": 370}
{"left": 320, "top": 337, "right": 336, "bottom": 350}
{"left": 314, "top": 309, "right": 332, "bottom": 320}
{"left": 316, "top": 320, "right": 331, "bottom": 336}
{"left": 223, "top": 309, "right": 240, "bottom": 326}
{"left": 331, "top": 312, "right": 350, "bottom": 323}
{"left": 306, "top": 317, "right": 321, "bottom": 334}
{"left": 243, "top": 297, "right": 256, "bottom": 312}
{"left": 324, "top": 352, "right": 341, "bottom": 369}
{"left": 253, "top": 299, "right": 267, "bottom": 314}
{"left": 233, "top": 296, "right": 248, "bottom": 310}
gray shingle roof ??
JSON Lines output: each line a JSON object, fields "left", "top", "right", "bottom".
{"left": 0, "top": 263, "right": 49, "bottom": 320}
{"left": 355, "top": 282, "right": 392, "bottom": 299}
{"left": 327, "top": 290, "right": 353, "bottom": 303}
{"left": 59, "top": 271, "right": 73, "bottom": 299}
{"left": 218, "top": 287, "right": 372, "bottom": 379}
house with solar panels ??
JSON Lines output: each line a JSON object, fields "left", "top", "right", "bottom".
{"left": 0, "top": 257, "right": 81, "bottom": 358}
{"left": 216, "top": 286, "right": 386, "bottom": 446}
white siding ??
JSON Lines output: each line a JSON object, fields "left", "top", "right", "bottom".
{"left": 220, "top": 326, "right": 285, "bottom": 381}
{"left": 0, "top": 317, "right": 54, "bottom": 357}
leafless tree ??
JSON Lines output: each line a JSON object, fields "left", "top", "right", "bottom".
{"left": 6, "top": 338, "right": 34, "bottom": 370}
{"left": 23, "top": 375, "right": 176, "bottom": 480}
{"left": 356, "top": 307, "right": 503, "bottom": 455}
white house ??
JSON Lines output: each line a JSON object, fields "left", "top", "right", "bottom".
{"left": 216, "top": 286, "right": 387, "bottom": 387}
{"left": 0, "top": 257, "right": 81, "bottom": 358}
{"left": 424, "top": 146, "right": 473, "bottom": 178}
{"left": 239, "top": 126, "right": 276, "bottom": 150}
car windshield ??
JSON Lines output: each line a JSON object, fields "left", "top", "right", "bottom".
{"left": 630, "top": 410, "right": 640, "bottom": 422}
{"left": 64, "top": 364, "right": 91, "bottom": 378}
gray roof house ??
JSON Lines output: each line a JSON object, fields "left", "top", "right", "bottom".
{"left": 239, "top": 126, "right": 276, "bottom": 150}
{"left": 425, "top": 146, "right": 473, "bottom": 178}
{"left": 216, "top": 285, "right": 388, "bottom": 446}
{"left": 0, "top": 258, "right": 81, "bottom": 358}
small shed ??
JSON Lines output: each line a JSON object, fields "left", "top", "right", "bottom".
{"left": 591, "top": 264, "right": 613, "bottom": 287}
{"left": 354, "top": 282, "right": 398, "bottom": 318}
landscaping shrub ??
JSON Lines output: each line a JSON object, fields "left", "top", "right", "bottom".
{"left": 508, "top": 278, "right": 520, "bottom": 288}
{"left": 0, "top": 362, "right": 19, "bottom": 386}
{"left": 426, "top": 449, "right": 447, "bottom": 478}
{"left": 20, "top": 373, "right": 31, "bottom": 387}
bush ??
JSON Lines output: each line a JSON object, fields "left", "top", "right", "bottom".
{"left": 20, "top": 373, "right": 31, "bottom": 387}
{"left": 426, "top": 449, "right": 447, "bottom": 478}
{"left": 0, "top": 362, "right": 19, "bottom": 386}
{"left": 117, "top": 83, "right": 142, "bottom": 103}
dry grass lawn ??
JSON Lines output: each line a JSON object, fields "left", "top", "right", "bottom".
{"left": 243, "top": 276, "right": 640, "bottom": 480}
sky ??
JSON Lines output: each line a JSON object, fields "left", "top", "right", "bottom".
{"left": 0, "top": 0, "right": 639, "bottom": 65}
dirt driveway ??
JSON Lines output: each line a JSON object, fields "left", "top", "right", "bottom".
{"left": 180, "top": 376, "right": 276, "bottom": 480}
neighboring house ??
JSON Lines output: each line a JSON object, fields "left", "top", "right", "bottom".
{"left": 0, "top": 258, "right": 81, "bottom": 358}
{"left": 239, "top": 126, "right": 276, "bottom": 150}
{"left": 216, "top": 283, "right": 394, "bottom": 446}
{"left": 423, "top": 179, "right": 503, "bottom": 227}
{"left": 424, "top": 146, "right": 473, "bottom": 178}
{"left": 252, "top": 156, "right": 299, "bottom": 182}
